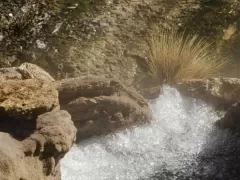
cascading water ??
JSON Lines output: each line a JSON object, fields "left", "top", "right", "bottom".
{"left": 61, "top": 86, "right": 240, "bottom": 180}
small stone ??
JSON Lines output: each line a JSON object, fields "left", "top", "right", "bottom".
{"left": 21, "top": 6, "right": 28, "bottom": 13}
{"left": 0, "top": 34, "right": 3, "bottom": 41}
{"left": 36, "top": 40, "right": 46, "bottom": 49}
{"left": 52, "top": 22, "right": 63, "bottom": 34}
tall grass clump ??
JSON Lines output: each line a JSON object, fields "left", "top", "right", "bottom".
{"left": 146, "top": 28, "right": 227, "bottom": 84}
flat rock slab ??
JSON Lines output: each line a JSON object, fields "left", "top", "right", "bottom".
{"left": 0, "top": 79, "right": 59, "bottom": 121}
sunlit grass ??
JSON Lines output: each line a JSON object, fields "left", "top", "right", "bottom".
{"left": 146, "top": 28, "right": 227, "bottom": 84}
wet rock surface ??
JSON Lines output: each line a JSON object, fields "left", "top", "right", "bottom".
{"left": 216, "top": 101, "right": 240, "bottom": 131}
{"left": 176, "top": 78, "right": 240, "bottom": 109}
{"left": 55, "top": 76, "right": 152, "bottom": 140}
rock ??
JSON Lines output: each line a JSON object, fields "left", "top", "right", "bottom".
{"left": 0, "top": 110, "right": 76, "bottom": 180}
{"left": 176, "top": 78, "right": 240, "bottom": 109}
{"left": 34, "top": 110, "right": 77, "bottom": 154}
{"left": 134, "top": 76, "right": 162, "bottom": 99}
{"left": 139, "top": 86, "right": 162, "bottom": 100}
{"left": 0, "top": 67, "right": 22, "bottom": 80}
{"left": 17, "top": 63, "right": 55, "bottom": 82}
{"left": 0, "top": 77, "right": 76, "bottom": 179}
{"left": 0, "top": 133, "right": 24, "bottom": 180}
{"left": 216, "top": 101, "right": 240, "bottom": 131}
{"left": 54, "top": 76, "right": 152, "bottom": 140}
{"left": 0, "top": 79, "right": 58, "bottom": 123}
{"left": 0, "top": 62, "right": 55, "bottom": 82}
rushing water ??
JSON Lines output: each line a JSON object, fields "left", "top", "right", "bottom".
{"left": 61, "top": 86, "right": 240, "bottom": 180}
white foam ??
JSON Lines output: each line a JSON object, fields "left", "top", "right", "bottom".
{"left": 61, "top": 86, "right": 220, "bottom": 180}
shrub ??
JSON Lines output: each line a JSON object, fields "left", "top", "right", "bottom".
{"left": 146, "top": 28, "right": 227, "bottom": 84}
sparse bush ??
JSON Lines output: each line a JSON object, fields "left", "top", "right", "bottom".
{"left": 146, "top": 28, "right": 227, "bottom": 84}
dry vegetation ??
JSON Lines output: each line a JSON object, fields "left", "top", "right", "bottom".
{"left": 146, "top": 28, "right": 227, "bottom": 84}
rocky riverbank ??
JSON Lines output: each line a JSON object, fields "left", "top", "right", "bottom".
{"left": 0, "top": 63, "right": 152, "bottom": 179}
{"left": 0, "top": 77, "right": 76, "bottom": 180}
{"left": 1, "top": 1, "right": 240, "bottom": 179}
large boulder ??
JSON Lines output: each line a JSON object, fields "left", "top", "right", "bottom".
{"left": 54, "top": 76, "right": 152, "bottom": 140}
{"left": 0, "top": 79, "right": 76, "bottom": 180}
{"left": 216, "top": 101, "right": 240, "bottom": 131}
{"left": 0, "top": 110, "right": 76, "bottom": 180}
{"left": 0, "top": 62, "right": 54, "bottom": 82}
{"left": 0, "top": 79, "right": 58, "bottom": 124}
{"left": 176, "top": 78, "right": 240, "bottom": 109}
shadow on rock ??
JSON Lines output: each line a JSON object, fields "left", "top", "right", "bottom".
{"left": 54, "top": 76, "right": 152, "bottom": 141}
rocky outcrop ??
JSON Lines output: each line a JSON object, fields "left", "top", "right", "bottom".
{"left": 0, "top": 74, "right": 151, "bottom": 178}
{"left": 0, "top": 62, "right": 55, "bottom": 82}
{"left": 54, "top": 76, "right": 152, "bottom": 140}
{"left": 216, "top": 101, "right": 240, "bottom": 131}
{"left": 176, "top": 78, "right": 240, "bottom": 109}
{"left": 0, "top": 79, "right": 76, "bottom": 180}
{"left": 0, "top": 0, "right": 202, "bottom": 84}
{"left": 1, "top": 0, "right": 240, "bottom": 84}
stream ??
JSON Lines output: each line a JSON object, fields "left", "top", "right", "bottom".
{"left": 61, "top": 86, "right": 240, "bottom": 180}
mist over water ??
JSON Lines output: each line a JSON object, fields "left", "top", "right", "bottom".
{"left": 61, "top": 86, "right": 240, "bottom": 180}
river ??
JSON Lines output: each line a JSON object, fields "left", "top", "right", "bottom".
{"left": 61, "top": 86, "right": 240, "bottom": 180}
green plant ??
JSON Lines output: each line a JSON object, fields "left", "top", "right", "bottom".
{"left": 146, "top": 28, "right": 227, "bottom": 84}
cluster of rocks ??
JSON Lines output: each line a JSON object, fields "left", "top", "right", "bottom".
{"left": 0, "top": 77, "right": 76, "bottom": 180}
{"left": 0, "top": 63, "right": 152, "bottom": 179}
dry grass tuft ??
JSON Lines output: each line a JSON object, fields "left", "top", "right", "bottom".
{"left": 146, "top": 28, "right": 227, "bottom": 84}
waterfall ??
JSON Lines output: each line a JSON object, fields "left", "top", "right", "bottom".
{"left": 61, "top": 86, "right": 240, "bottom": 180}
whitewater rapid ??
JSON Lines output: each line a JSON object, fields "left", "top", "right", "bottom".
{"left": 61, "top": 86, "right": 240, "bottom": 180}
